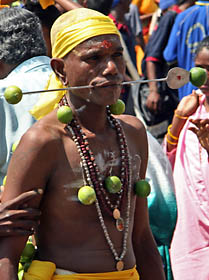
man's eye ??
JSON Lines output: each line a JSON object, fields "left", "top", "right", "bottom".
{"left": 86, "top": 55, "right": 99, "bottom": 61}
{"left": 113, "top": 52, "right": 123, "bottom": 58}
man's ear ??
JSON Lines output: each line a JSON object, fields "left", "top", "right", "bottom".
{"left": 50, "top": 58, "right": 68, "bottom": 86}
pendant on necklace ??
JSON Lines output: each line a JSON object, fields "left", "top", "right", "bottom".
{"left": 113, "top": 208, "right": 121, "bottom": 219}
{"left": 113, "top": 208, "right": 124, "bottom": 231}
{"left": 116, "top": 217, "right": 124, "bottom": 231}
{"left": 116, "top": 260, "right": 124, "bottom": 271}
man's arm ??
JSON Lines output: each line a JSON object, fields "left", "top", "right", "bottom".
{"left": 55, "top": 0, "right": 82, "bottom": 13}
{"left": 146, "top": 60, "right": 161, "bottom": 112}
{"left": 131, "top": 120, "right": 165, "bottom": 279}
{"left": 133, "top": 197, "right": 166, "bottom": 280}
{"left": 0, "top": 125, "right": 53, "bottom": 279}
{"left": 0, "top": 190, "right": 42, "bottom": 237}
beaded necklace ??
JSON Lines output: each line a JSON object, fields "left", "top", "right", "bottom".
{"left": 60, "top": 96, "right": 132, "bottom": 271}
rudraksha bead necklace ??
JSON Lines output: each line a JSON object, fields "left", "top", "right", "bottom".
{"left": 60, "top": 96, "right": 132, "bottom": 271}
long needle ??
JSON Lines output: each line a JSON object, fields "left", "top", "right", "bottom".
{"left": 0, "top": 77, "right": 168, "bottom": 97}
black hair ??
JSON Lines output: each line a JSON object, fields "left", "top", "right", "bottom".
{"left": 195, "top": 36, "right": 209, "bottom": 58}
{"left": 177, "top": 0, "right": 195, "bottom": 4}
{"left": 87, "top": 0, "right": 113, "bottom": 15}
{"left": 0, "top": 7, "right": 47, "bottom": 64}
{"left": 24, "top": 0, "right": 61, "bottom": 29}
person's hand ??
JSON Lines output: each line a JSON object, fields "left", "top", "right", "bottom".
{"left": 175, "top": 90, "right": 199, "bottom": 117}
{"left": 0, "top": 190, "right": 42, "bottom": 237}
{"left": 146, "top": 90, "right": 161, "bottom": 113}
{"left": 189, "top": 118, "right": 209, "bottom": 154}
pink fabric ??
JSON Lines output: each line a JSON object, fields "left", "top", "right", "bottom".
{"left": 163, "top": 96, "right": 209, "bottom": 280}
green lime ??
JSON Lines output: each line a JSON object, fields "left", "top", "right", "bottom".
{"left": 105, "top": 176, "right": 122, "bottom": 193}
{"left": 4, "top": 85, "right": 23, "bottom": 104}
{"left": 23, "top": 262, "right": 31, "bottom": 272}
{"left": 20, "top": 256, "right": 30, "bottom": 264}
{"left": 189, "top": 67, "right": 207, "bottom": 88}
{"left": 18, "top": 262, "right": 24, "bottom": 272}
{"left": 78, "top": 186, "right": 96, "bottom": 205}
{"left": 21, "top": 242, "right": 35, "bottom": 259}
{"left": 135, "top": 180, "right": 151, "bottom": 198}
{"left": 18, "top": 269, "right": 24, "bottom": 280}
{"left": 57, "top": 106, "right": 73, "bottom": 124}
{"left": 109, "top": 99, "right": 125, "bottom": 115}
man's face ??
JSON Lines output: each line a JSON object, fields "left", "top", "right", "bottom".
{"left": 62, "top": 34, "right": 125, "bottom": 105}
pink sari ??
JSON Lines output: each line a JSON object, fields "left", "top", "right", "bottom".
{"left": 163, "top": 95, "right": 209, "bottom": 280}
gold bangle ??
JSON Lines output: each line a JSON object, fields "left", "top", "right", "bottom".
{"left": 166, "top": 134, "right": 178, "bottom": 146}
{"left": 167, "top": 125, "right": 179, "bottom": 141}
{"left": 174, "top": 110, "right": 188, "bottom": 120}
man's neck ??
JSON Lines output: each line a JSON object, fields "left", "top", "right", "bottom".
{"left": 0, "top": 61, "right": 17, "bottom": 79}
{"left": 66, "top": 93, "right": 108, "bottom": 134}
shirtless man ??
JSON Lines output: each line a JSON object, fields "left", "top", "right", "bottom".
{"left": 0, "top": 8, "right": 165, "bottom": 280}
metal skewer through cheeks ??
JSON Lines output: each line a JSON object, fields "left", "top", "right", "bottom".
{"left": 0, "top": 67, "right": 190, "bottom": 97}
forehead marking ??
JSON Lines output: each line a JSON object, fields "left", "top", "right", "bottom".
{"left": 100, "top": 40, "right": 113, "bottom": 49}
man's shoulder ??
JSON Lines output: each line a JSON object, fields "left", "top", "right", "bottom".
{"left": 22, "top": 112, "right": 64, "bottom": 149}
{"left": 117, "top": 114, "right": 146, "bottom": 132}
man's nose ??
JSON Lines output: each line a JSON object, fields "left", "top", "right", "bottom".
{"left": 102, "top": 60, "right": 118, "bottom": 76}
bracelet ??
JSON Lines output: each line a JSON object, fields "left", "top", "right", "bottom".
{"left": 174, "top": 110, "right": 188, "bottom": 120}
{"left": 166, "top": 134, "right": 178, "bottom": 146}
{"left": 167, "top": 125, "right": 179, "bottom": 141}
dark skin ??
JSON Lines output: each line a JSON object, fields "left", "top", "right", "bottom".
{"left": 0, "top": 34, "right": 165, "bottom": 279}
{"left": 0, "top": 60, "right": 17, "bottom": 79}
{"left": 0, "top": 190, "right": 41, "bottom": 237}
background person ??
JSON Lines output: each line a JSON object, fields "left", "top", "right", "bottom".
{"left": 163, "top": 0, "right": 209, "bottom": 100}
{"left": 0, "top": 7, "right": 52, "bottom": 186}
{"left": 163, "top": 36, "right": 209, "bottom": 280}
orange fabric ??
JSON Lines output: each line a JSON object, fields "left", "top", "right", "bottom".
{"left": 135, "top": 45, "right": 144, "bottom": 76}
{"left": 131, "top": 0, "right": 158, "bottom": 15}
{"left": 0, "top": 0, "right": 9, "bottom": 9}
{"left": 39, "top": 0, "right": 54, "bottom": 9}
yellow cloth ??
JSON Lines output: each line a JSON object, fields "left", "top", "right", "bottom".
{"left": 23, "top": 260, "right": 56, "bottom": 280}
{"left": 23, "top": 260, "right": 140, "bottom": 280}
{"left": 29, "top": 72, "right": 66, "bottom": 120}
{"left": 30, "top": 8, "right": 120, "bottom": 120}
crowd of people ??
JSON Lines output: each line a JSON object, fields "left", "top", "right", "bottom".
{"left": 0, "top": 0, "right": 209, "bottom": 280}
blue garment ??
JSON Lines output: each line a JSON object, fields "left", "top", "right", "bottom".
{"left": 159, "top": 0, "right": 177, "bottom": 11}
{"left": 163, "top": 1, "right": 209, "bottom": 100}
{"left": 142, "top": 10, "right": 178, "bottom": 78}
{"left": 0, "top": 56, "right": 52, "bottom": 184}
{"left": 111, "top": 0, "right": 121, "bottom": 9}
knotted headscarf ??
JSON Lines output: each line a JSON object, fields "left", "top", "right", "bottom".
{"left": 30, "top": 8, "right": 120, "bottom": 120}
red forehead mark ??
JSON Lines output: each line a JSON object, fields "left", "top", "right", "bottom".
{"left": 100, "top": 40, "right": 112, "bottom": 49}
{"left": 177, "top": 75, "right": 181, "bottom": 80}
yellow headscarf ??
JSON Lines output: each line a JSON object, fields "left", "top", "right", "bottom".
{"left": 30, "top": 8, "right": 120, "bottom": 120}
